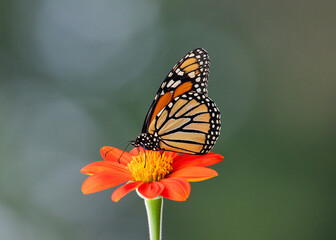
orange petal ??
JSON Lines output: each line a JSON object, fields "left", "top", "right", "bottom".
{"left": 111, "top": 181, "right": 143, "bottom": 202}
{"left": 168, "top": 167, "right": 218, "bottom": 182}
{"left": 100, "top": 146, "right": 132, "bottom": 165}
{"left": 161, "top": 150, "right": 179, "bottom": 159}
{"left": 129, "top": 147, "right": 145, "bottom": 156}
{"left": 160, "top": 177, "right": 191, "bottom": 201}
{"left": 138, "top": 182, "right": 164, "bottom": 199}
{"left": 81, "top": 161, "right": 131, "bottom": 176}
{"left": 81, "top": 172, "right": 131, "bottom": 195}
{"left": 172, "top": 153, "right": 223, "bottom": 171}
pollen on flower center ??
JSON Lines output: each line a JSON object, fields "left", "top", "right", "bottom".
{"left": 126, "top": 150, "right": 173, "bottom": 182}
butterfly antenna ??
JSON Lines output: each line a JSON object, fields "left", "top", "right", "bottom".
{"left": 104, "top": 147, "right": 117, "bottom": 158}
{"left": 117, "top": 140, "right": 132, "bottom": 164}
{"left": 160, "top": 148, "right": 166, "bottom": 157}
{"left": 104, "top": 140, "right": 133, "bottom": 163}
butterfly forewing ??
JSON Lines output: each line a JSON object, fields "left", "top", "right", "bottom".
{"left": 148, "top": 92, "right": 221, "bottom": 154}
{"left": 142, "top": 48, "right": 210, "bottom": 132}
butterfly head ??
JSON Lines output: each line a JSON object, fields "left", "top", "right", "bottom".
{"left": 132, "top": 133, "right": 158, "bottom": 150}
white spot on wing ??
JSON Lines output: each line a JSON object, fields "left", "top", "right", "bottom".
{"left": 188, "top": 72, "right": 195, "bottom": 78}
{"left": 158, "top": 108, "right": 164, "bottom": 116}
{"left": 171, "top": 80, "right": 181, "bottom": 88}
{"left": 167, "top": 79, "right": 175, "bottom": 88}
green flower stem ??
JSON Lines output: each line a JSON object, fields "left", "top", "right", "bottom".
{"left": 145, "top": 197, "right": 163, "bottom": 240}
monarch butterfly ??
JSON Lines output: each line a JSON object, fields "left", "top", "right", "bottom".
{"left": 132, "top": 48, "right": 221, "bottom": 154}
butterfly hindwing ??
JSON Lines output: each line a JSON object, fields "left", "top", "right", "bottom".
{"left": 148, "top": 92, "right": 220, "bottom": 154}
{"left": 142, "top": 48, "right": 210, "bottom": 132}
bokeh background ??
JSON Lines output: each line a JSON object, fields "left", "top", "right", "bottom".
{"left": 1, "top": 0, "right": 335, "bottom": 239}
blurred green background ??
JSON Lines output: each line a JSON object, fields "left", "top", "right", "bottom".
{"left": 1, "top": 0, "right": 335, "bottom": 239}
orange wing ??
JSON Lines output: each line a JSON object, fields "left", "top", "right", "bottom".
{"left": 142, "top": 48, "right": 210, "bottom": 133}
{"left": 148, "top": 92, "right": 221, "bottom": 154}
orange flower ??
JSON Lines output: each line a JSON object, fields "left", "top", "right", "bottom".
{"left": 81, "top": 146, "right": 223, "bottom": 202}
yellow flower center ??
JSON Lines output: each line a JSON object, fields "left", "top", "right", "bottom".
{"left": 126, "top": 150, "right": 173, "bottom": 182}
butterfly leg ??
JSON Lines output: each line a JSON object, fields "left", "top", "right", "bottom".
{"left": 159, "top": 148, "right": 166, "bottom": 157}
{"left": 141, "top": 144, "right": 147, "bottom": 168}
{"left": 104, "top": 146, "right": 123, "bottom": 164}
{"left": 117, "top": 141, "right": 133, "bottom": 164}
